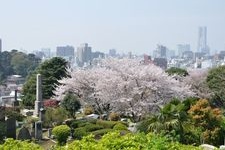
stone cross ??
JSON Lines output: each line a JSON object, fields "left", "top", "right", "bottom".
{"left": 34, "top": 74, "right": 43, "bottom": 117}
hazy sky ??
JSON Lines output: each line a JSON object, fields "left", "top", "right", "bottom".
{"left": 0, "top": 0, "right": 225, "bottom": 55}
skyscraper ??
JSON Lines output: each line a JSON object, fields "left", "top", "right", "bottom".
{"left": 77, "top": 43, "right": 92, "bottom": 66}
{"left": 177, "top": 44, "right": 190, "bottom": 57}
{"left": 0, "top": 39, "right": 2, "bottom": 53}
{"left": 197, "top": 26, "right": 209, "bottom": 54}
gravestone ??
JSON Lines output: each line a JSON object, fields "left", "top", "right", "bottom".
{"left": 17, "top": 126, "right": 31, "bottom": 140}
{"left": 47, "top": 128, "right": 52, "bottom": 138}
{"left": 30, "top": 122, "right": 35, "bottom": 138}
{"left": 6, "top": 117, "right": 16, "bottom": 139}
{"left": 0, "top": 106, "right": 5, "bottom": 121}
{"left": 35, "top": 121, "right": 42, "bottom": 140}
{"left": 13, "top": 90, "right": 19, "bottom": 107}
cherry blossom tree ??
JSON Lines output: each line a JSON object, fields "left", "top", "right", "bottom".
{"left": 54, "top": 59, "right": 194, "bottom": 121}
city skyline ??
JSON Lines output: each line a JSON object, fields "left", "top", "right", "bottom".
{"left": 0, "top": 0, "right": 225, "bottom": 54}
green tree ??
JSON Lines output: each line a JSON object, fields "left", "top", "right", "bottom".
{"left": 166, "top": 67, "right": 189, "bottom": 77}
{"left": 206, "top": 65, "right": 225, "bottom": 107}
{"left": 22, "top": 57, "right": 70, "bottom": 107}
{"left": 61, "top": 92, "right": 81, "bottom": 118}
{"left": 52, "top": 125, "right": 70, "bottom": 146}
{"left": 44, "top": 107, "right": 68, "bottom": 128}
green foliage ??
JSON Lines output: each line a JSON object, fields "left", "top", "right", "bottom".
{"left": 91, "top": 129, "right": 114, "bottom": 137}
{"left": 52, "top": 125, "right": 70, "bottom": 146}
{"left": 96, "top": 120, "right": 117, "bottom": 129}
{"left": 0, "top": 138, "right": 42, "bottom": 150}
{"left": 206, "top": 65, "right": 225, "bottom": 107}
{"left": 188, "top": 99, "right": 225, "bottom": 146}
{"left": 85, "top": 124, "right": 103, "bottom": 132}
{"left": 61, "top": 92, "right": 81, "bottom": 118}
{"left": 73, "top": 127, "right": 88, "bottom": 140}
{"left": 109, "top": 112, "right": 120, "bottom": 121}
{"left": 0, "top": 50, "right": 40, "bottom": 83}
{"left": 166, "top": 67, "right": 189, "bottom": 77}
{"left": 43, "top": 107, "right": 68, "bottom": 128}
{"left": 113, "top": 123, "right": 128, "bottom": 131}
{"left": 57, "top": 131, "right": 202, "bottom": 150}
{"left": 22, "top": 57, "right": 70, "bottom": 107}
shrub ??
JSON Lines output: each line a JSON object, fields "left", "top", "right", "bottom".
{"left": 109, "top": 112, "right": 120, "bottom": 121}
{"left": 113, "top": 123, "right": 127, "bottom": 131}
{"left": 96, "top": 120, "right": 117, "bottom": 129}
{"left": 91, "top": 129, "right": 113, "bottom": 137}
{"left": 43, "top": 99, "right": 59, "bottom": 108}
{"left": 52, "top": 125, "right": 70, "bottom": 145}
{"left": 0, "top": 138, "right": 42, "bottom": 150}
{"left": 85, "top": 124, "right": 103, "bottom": 132}
{"left": 74, "top": 127, "right": 88, "bottom": 140}
{"left": 84, "top": 106, "right": 94, "bottom": 115}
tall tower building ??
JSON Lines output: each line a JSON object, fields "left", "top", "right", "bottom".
{"left": 56, "top": 45, "right": 75, "bottom": 62}
{"left": 198, "top": 26, "right": 209, "bottom": 54}
{"left": 0, "top": 38, "right": 2, "bottom": 53}
{"left": 77, "top": 43, "right": 92, "bottom": 67}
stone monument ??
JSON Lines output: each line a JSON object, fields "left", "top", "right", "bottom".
{"left": 34, "top": 74, "right": 43, "bottom": 117}
{"left": 34, "top": 121, "right": 42, "bottom": 140}
{"left": 17, "top": 126, "right": 32, "bottom": 140}
{"left": 6, "top": 117, "right": 16, "bottom": 139}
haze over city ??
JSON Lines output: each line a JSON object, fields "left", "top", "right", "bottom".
{"left": 0, "top": 0, "right": 225, "bottom": 54}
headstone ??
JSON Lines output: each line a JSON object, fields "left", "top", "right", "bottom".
{"left": 47, "top": 128, "right": 52, "bottom": 138}
{"left": 34, "top": 74, "right": 43, "bottom": 117}
{"left": 35, "top": 121, "right": 42, "bottom": 140}
{"left": 13, "top": 90, "right": 19, "bottom": 107}
{"left": 6, "top": 117, "right": 16, "bottom": 139}
{"left": 17, "top": 127, "right": 31, "bottom": 140}
{"left": 0, "top": 106, "right": 5, "bottom": 121}
{"left": 30, "top": 122, "right": 35, "bottom": 138}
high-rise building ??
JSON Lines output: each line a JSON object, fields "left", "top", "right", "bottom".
{"left": 56, "top": 45, "right": 75, "bottom": 62}
{"left": 109, "top": 49, "right": 116, "bottom": 57}
{"left": 77, "top": 43, "right": 92, "bottom": 66}
{"left": 177, "top": 44, "right": 191, "bottom": 58}
{"left": 154, "top": 45, "right": 167, "bottom": 58}
{"left": 0, "top": 38, "right": 2, "bottom": 53}
{"left": 197, "top": 26, "right": 209, "bottom": 54}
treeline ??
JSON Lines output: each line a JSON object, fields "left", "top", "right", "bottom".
{"left": 0, "top": 50, "right": 41, "bottom": 83}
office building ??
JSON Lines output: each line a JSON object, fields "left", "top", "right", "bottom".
{"left": 77, "top": 43, "right": 92, "bottom": 66}
{"left": 56, "top": 45, "right": 75, "bottom": 62}
{"left": 177, "top": 44, "right": 190, "bottom": 58}
{"left": 197, "top": 26, "right": 209, "bottom": 55}
{"left": 154, "top": 45, "right": 167, "bottom": 58}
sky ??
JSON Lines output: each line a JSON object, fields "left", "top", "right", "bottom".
{"left": 0, "top": 0, "right": 225, "bottom": 55}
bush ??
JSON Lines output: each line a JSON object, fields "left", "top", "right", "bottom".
{"left": 52, "top": 125, "right": 70, "bottom": 146}
{"left": 91, "top": 129, "right": 113, "bottom": 137}
{"left": 0, "top": 138, "right": 42, "bottom": 150}
{"left": 109, "top": 112, "right": 120, "bottom": 121}
{"left": 74, "top": 127, "right": 88, "bottom": 140}
{"left": 85, "top": 124, "right": 103, "bottom": 132}
{"left": 84, "top": 106, "right": 94, "bottom": 115}
{"left": 43, "top": 99, "right": 59, "bottom": 108}
{"left": 113, "top": 123, "right": 127, "bottom": 131}
{"left": 96, "top": 120, "right": 117, "bottom": 129}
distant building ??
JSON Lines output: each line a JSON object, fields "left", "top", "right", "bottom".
{"left": 56, "top": 45, "right": 75, "bottom": 62}
{"left": 109, "top": 49, "right": 116, "bottom": 57}
{"left": 143, "top": 54, "right": 152, "bottom": 65}
{"left": 41, "top": 48, "right": 51, "bottom": 58}
{"left": 182, "top": 51, "right": 194, "bottom": 59}
{"left": 0, "top": 38, "right": 2, "bottom": 53}
{"left": 177, "top": 44, "right": 190, "bottom": 58}
{"left": 153, "top": 58, "right": 167, "bottom": 70}
{"left": 197, "top": 26, "right": 209, "bottom": 55}
{"left": 153, "top": 45, "right": 167, "bottom": 58}
{"left": 77, "top": 43, "right": 92, "bottom": 67}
